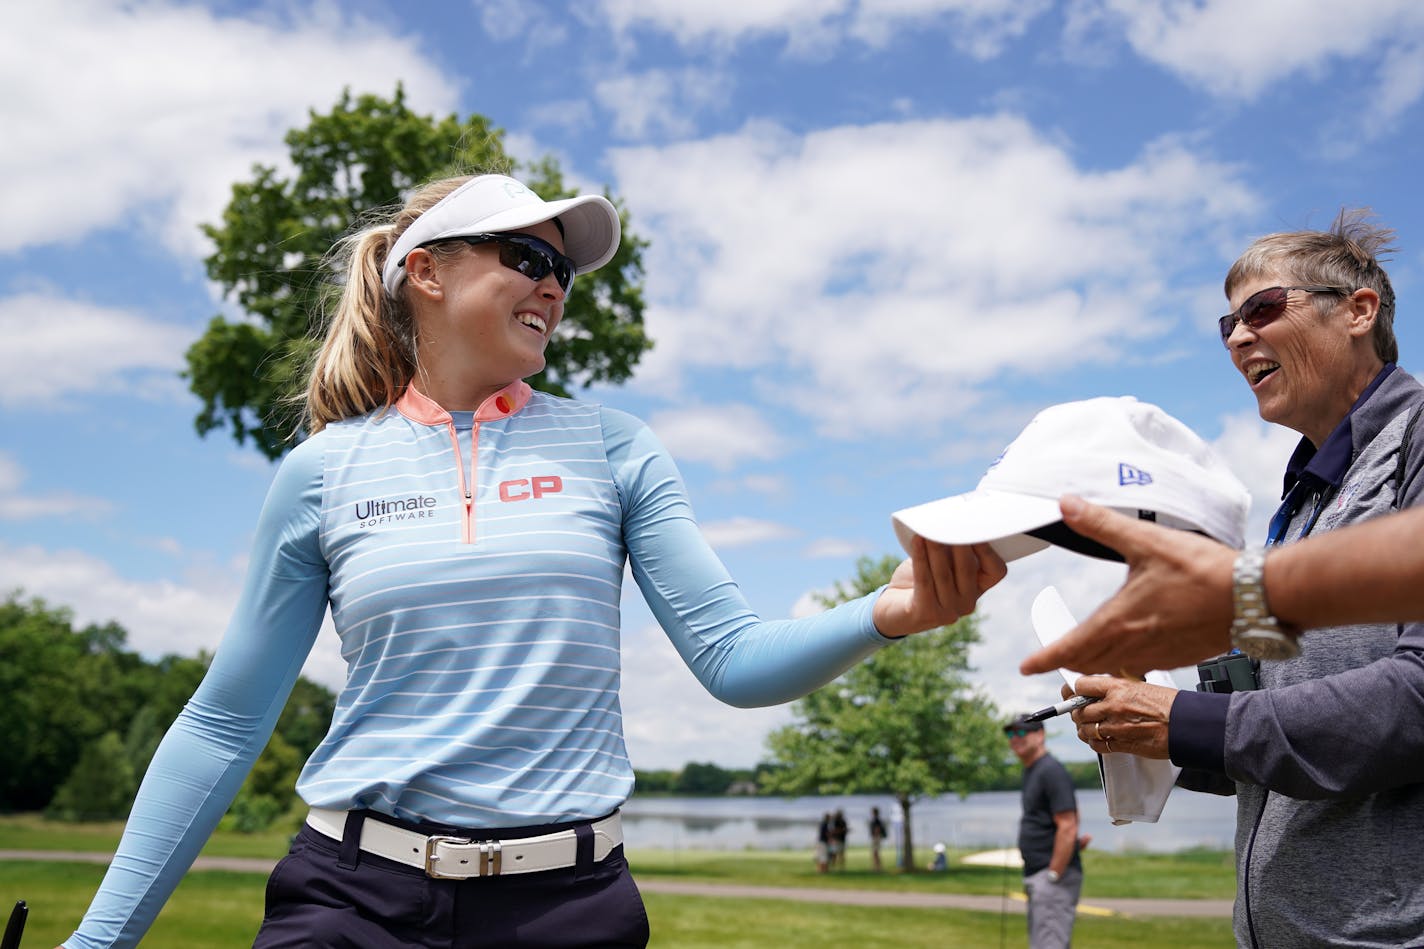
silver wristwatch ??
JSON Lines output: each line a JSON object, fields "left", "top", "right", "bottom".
{"left": 1230, "top": 547, "right": 1300, "bottom": 660}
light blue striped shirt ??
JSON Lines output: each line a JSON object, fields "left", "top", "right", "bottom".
{"left": 67, "top": 382, "right": 891, "bottom": 948}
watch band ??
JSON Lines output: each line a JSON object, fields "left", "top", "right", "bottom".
{"left": 1230, "top": 547, "right": 1300, "bottom": 660}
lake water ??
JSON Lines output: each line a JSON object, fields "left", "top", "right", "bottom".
{"left": 621, "top": 787, "right": 1238, "bottom": 855}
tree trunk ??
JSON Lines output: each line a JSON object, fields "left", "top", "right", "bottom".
{"left": 898, "top": 793, "right": 915, "bottom": 872}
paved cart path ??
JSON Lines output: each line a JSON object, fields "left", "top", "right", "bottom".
{"left": 0, "top": 850, "right": 1232, "bottom": 918}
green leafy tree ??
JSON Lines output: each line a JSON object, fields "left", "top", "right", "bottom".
{"left": 222, "top": 731, "right": 306, "bottom": 833}
{"left": 760, "top": 557, "right": 1012, "bottom": 872}
{"left": 186, "top": 86, "right": 650, "bottom": 460}
{"left": 0, "top": 594, "right": 145, "bottom": 811}
{"left": 675, "top": 761, "right": 734, "bottom": 795}
{"left": 46, "top": 732, "right": 137, "bottom": 822}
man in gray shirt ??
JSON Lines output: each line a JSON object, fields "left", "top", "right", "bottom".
{"left": 1008, "top": 715, "right": 1085, "bottom": 949}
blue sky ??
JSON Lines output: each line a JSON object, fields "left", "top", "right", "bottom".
{"left": 5, "top": 0, "right": 1424, "bottom": 769}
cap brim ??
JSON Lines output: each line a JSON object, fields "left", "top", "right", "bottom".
{"left": 474, "top": 193, "right": 621, "bottom": 274}
{"left": 891, "top": 490, "right": 1062, "bottom": 563}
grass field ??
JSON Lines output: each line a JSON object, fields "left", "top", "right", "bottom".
{"left": 0, "top": 814, "right": 1237, "bottom": 947}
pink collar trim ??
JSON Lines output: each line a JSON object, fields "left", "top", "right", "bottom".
{"left": 395, "top": 381, "right": 532, "bottom": 424}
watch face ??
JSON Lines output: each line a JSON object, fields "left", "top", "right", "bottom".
{"left": 1235, "top": 627, "right": 1300, "bottom": 661}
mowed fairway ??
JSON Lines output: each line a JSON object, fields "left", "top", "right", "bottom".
{"left": 0, "top": 818, "right": 1235, "bottom": 947}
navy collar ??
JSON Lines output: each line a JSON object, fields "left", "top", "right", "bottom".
{"left": 1282, "top": 363, "right": 1396, "bottom": 495}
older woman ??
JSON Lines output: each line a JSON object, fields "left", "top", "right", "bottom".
{"left": 1066, "top": 211, "right": 1424, "bottom": 949}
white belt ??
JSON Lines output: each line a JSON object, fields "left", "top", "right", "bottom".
{"left": 305, "top": 808, "right": 622, "bottom": 879}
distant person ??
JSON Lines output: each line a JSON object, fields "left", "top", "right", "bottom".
{"left": 890, "top": 807, "right": 906, "bottom": 870}
{"left": 929, "top": 842, "right": 948, "bottom": 872}
{"left": 829, "top": 808, "right": 849, "bottom": 870}
{"left": 58, "top": 171, "right": 1007, "bottom": 949}
{"left": 815, "top": 812, "right": 832, "bottom": 873}
{"left": 868, "top": 806, "right": 888, "bottom": 872}
{"left": 1007, "top": 715, "right": 1083, "bottom": 949}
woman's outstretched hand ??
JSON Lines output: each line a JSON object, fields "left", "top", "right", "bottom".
{"left": 872, "top": 534, "right": 1007, "bottom": 638}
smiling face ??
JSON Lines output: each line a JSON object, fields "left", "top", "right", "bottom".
{"left": 1223, "top": 273, "right": 1383, "bottom": 446}
{"left": 406, "top": 218, "right": 568, "bottom": 410}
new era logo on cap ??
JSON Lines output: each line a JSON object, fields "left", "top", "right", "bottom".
{"left": 890, "top": 397, "right": 1250, "bottom": 562}
{"left": 1118, "top": 463, "right": 1153, "bottom": 486}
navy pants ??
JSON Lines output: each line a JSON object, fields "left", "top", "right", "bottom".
{"left": 253, "top": 812, "right": 650, "bottom": 948}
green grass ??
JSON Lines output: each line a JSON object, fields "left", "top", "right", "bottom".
{"left": 0, "top": 815, "right": 1236, "bottom": 947}
{"left": 628, "top": 844, "right": 1236, "bottom": 900}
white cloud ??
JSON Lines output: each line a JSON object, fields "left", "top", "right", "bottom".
{"left": 0, "top": 293, "right": 193, "bottom": 406}
{"left": 1, "top": 0, "right": 457, "bottom": 258}
{"left": 613, "top": 116, "right": 1258, "bottom": 432}
{"left": 0, "top": 540, "right": 347, "bottom": 693}
{"left": 598, "top": 0, "right": 1051, "bottom": 58}
{"left": 970, "top": 545, "right": 1134, "bottom": 747}
{"left": 0, "top": 453, "right": 111, "bottom": 519}
{"left": 1209, "top": 408, "right": 1300, "bottom": 538}
{"left": 646, "top": 403, "right": 787, "bottom": 470}
{"left": 850, "top": 0, "right": 1052, "bottom": 58}
{"left": 620, "top": 615, "right": 795, "bottom": 767}
{"left": 701, "top": 516, "right": 800, "bottom": 548}
{"left": 594, "top": 67, "right": 735, "bottom": 140}
{"left": 1073, "top": 0, "right": 1424, "bottom": 104}
{"left": 802, "top": 537, "right": 865, "bottom": 558}
{"left": 599, "top": 0, "right": 848, "bottom": 49}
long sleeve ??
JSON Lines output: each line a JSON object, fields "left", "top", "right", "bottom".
{"left": 603, "top": 407, "right": 892, "bottom": 708}
{"left": 1219, "top": 641, "right": 1424, "bottom": 798}
{"left": 65, "top": 437, "right": 330, "bottom": 949}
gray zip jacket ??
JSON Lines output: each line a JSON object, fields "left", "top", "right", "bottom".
{"left": 1170, "top": 365, "right": 1424, "bottom": 948}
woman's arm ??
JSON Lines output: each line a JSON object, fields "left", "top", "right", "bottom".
{"left": 64, "top": 439, "right": 330, "bottom": 949}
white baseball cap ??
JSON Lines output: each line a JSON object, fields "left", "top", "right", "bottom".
{"left": 891, "top": 397, "right": 1250, "bottom": 562}
{"left": 382, "top": 174, "right": 621, "bottom": 295}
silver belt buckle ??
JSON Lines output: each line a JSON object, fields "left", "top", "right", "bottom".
{"left": 424, "top": 835, "right": 503, "bottom": 878}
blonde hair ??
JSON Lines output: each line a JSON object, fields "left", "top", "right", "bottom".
{"left": 303, "top": 175, "right": 474, "bottom": 433}
{"left": 1224, "top": 208, "right": 1398, "bottom": 363}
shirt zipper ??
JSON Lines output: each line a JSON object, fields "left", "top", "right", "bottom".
{"left": 445, "top": 420, "right": 479, "bottom": 544}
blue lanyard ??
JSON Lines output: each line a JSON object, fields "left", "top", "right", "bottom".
{"left": 1265, "top": 481, "right": 1330, "bottom": 547}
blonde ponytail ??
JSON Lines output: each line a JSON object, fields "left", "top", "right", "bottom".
{"left": 303, "top": 175, "right": 474, "bottom": 433}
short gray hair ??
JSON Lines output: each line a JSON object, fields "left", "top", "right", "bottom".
{"left": 1224, "top": 208, "right": 1398, "bottom": 363}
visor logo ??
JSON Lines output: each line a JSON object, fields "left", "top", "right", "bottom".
{"left": 1118, "top": 463, "right": 1153, "bottom": 486}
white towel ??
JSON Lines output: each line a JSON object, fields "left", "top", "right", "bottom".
{"left": 1030, "top": 586, "right": 1181, "bottom": 825}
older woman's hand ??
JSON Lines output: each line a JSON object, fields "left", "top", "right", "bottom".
{"left": 873, "top": 534, "right": 1007, "bottom": 638}
{"left": 1065, "top": 675, "right": 1176, "bottom": 759}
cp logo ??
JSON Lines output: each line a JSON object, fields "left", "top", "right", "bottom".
{"left": 498, "top": 476, "right": 564, "bottom": 502}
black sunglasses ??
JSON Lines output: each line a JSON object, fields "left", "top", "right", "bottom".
{"left": 1217, "top": 285, "right": 1351, "bottom": 346}
{"left": 426, "top": 233, "right": 577, "bottom": 294}
{"left": 1005, "top": 729, "right": 1034, "bottom": 738}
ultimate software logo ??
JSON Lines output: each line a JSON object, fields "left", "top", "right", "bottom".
{"left": 355, "top": 495, "right": 437, "bottom": 528}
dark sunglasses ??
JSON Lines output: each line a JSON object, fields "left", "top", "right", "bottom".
{"left": 1005, "top": 729, "right": 1034, "bottom": 738}
{"left": 1217, "top": 285, "right": 1351, "bottom": 346}
{"left": 427, "top": 233, "right": 577, "bottom": 294}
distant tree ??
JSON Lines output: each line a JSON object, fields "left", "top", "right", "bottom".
{"left": 0, "top": 590, "right": 337, "bottom": 820}
{"left": 760, "top": 557, "right": 1012, "bottom": 872}
{"left": 222, "top": 731, "right": 305, "bottom": 833}
{"left": 186, "top": 86, "right": 650, "bottom": 460}
{"left": 632, "top": 769, "right": 678, "bottom": 794}
{"left": 0, "top": 594, "right": 140, "bottom": 811}
{"left": 676, "top": 762, "right": 734, "bottom": 795}
{"left": 46, "top": 732, "right": 136, "bottom": 822}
